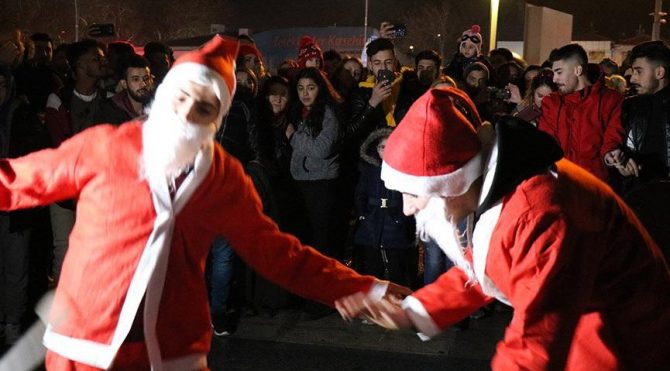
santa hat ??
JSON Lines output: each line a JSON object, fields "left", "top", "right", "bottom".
{"left": 297, "top": 35, "right": 324, "bottom": 69}
{"left": 159, "top": 34, "right": 239, "bottom": 127}
{"left": 459, "top": 25, "right": 483, "bottom": 55}
{"left": 238, "top": 43, "right": 264, "bottom": 62}
{"left": 381, "top": 87, "right": 484, "bottom": 197}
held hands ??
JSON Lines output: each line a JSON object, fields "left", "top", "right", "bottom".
{"left": 334, "top": 281, "right": 413, "bottom": 330}
{"left": 604, "top": 149, "right": 641, "bottom": 177}
{"left": 369, "top": 80, "right": 393, "bottom": 108}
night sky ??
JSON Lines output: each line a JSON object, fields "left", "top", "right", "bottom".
{"left": 225, "top": 0, "right": 668, "bottom": 42}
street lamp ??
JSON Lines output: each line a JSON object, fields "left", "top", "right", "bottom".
{"left": 490, "top": 0, "right": 500, "bottom": 52}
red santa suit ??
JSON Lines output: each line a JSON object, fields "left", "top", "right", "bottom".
{"left": 0, "top": 36, "right": 381, "bottom": 370}
{"left": 381, "top": 88, "right": 670, "bottom": 371}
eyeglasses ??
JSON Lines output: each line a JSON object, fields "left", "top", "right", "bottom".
{"left": 460, "top": 35, "right": 481, "bottom": 45}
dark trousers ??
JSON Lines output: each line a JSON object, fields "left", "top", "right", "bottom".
{"left": 358, "top": 246, "right": 414, "bottom": 286}
{"left": 296, "top": 179, "right": 340, "bottom": 258}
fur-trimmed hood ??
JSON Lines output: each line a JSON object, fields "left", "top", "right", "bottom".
{"left": 360, "top": 127, "right": 393, "bottom": 167}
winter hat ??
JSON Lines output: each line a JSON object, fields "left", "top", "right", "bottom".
{"left": 160, "top": 34, "right": 239, "bottom": 127}
{"left": 238, "top": 44, "right": 264, "bottom": 63}
{"left": 297, "top": 36, "right": 324, "bottom": 69}
{"left": 381, "top": 87, "right": 484, "bottom": 197}
{"left": 459, "top": 25, "right": 483, "bottom": 55}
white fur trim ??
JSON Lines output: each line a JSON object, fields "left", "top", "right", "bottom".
{"left": 161, "top": 62, "right": 233, "bottom": 128}
{"left": 142, "top": 134, "right": 214, "bottom": 369}
{"left": 381, "top": 152, "right": 483, "bottom": 197}
{"left": 401, "top": 296, "right": 442, "bottom": 340}
{"left": 471, "top": 142, "right": 510, "bottom": 305}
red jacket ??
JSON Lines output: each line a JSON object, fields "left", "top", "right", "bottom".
{"left": 405, "top": 159, "right": 670, "bottom": 370}
{"left": 0, "top": 122, "right": 377, "bottom": 369}
{"left": 538, "top": 81, "right": 625, "bottom": 180}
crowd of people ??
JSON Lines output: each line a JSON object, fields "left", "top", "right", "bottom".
{"left": 0, "top": 18, "right": 669, "bottom": 370}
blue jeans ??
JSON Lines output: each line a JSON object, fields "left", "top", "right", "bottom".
{"left": 423, "top": 238, "right": 453, "bottom": 285}
{"left": 209, "top": 236, "right": 235, "bottom": 317}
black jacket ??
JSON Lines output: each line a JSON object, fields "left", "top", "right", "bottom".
{"left": 621, "top": 85, "right": 670, "bottom": 185}
{"left": 353, "top": 128, "right": 415, "bottom": 249}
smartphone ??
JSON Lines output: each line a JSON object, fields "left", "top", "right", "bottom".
{"left": 377, "top": 69, "right": 395, "bottom": 85}
{"left": 514, "top": 104, "right": 542, "bottom": 123}
{"left": 391, "top": 23, "right": 407, "bottom": 38}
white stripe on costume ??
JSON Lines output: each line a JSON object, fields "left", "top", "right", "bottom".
{"left": 143, "top": 141, "right": 214, "bottom": 370}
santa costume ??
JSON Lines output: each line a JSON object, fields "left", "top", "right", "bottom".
{"left": 0, "top": 35, "right": 382, "bottom": 370}
{"left": 382, "top": 87, "right": 670, "bottom": 370}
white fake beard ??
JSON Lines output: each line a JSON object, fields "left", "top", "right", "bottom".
{"left": 141, "top": 97, "right": 216, "bottom": 182}
{"left": 415, "top": 197, "right": 476, "bottom": 282}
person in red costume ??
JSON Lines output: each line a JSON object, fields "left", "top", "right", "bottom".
{"left": 336, "top": 87, "right": 670, "bottom": 370}
{"left": 0, "top": 35, "right": 407, "bottom": 370}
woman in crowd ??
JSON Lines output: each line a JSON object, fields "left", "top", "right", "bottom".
{"left": 288, "top": 67, "right": 343, "bottom": 259}
{"left": 511, "top": 70, "right": 558, "bottom": 126}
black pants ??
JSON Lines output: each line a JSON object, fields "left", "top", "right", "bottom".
{"left": 358, "top": 246, "right": 414, "bottom": 286}
{"left": 296, "top": 179, "right": 340, "bottom": 258}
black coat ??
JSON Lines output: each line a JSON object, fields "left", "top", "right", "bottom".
{"left": 353, "top": 129, "right": 415, "bottom": 249}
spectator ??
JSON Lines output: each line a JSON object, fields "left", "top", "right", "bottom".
{"left": 323, "top": 49, "right": 342, "bottom": 77}
{"left": 237, "top": 43, "right": 268, "bottom": 84}
{"left": 0, "top": 63, "right": 50, "bottom": 346}
{"left": 143, "top": 41, "right": 172, "bottom": 85}
{"left": 94, "top": 54, "right": 155, "bottom": 125}
{"left": 605, "top": 74, "right": 628, "bottom": 95}
{"left": 511, "top": 70, "right": 558, "bottom": 126}
{"left": 415, "top": 49, "right": 442, "bottom": 88}
{"left": 330, "top": 56, "right": 364, "bottom": 101}
{"left": 297, "top": 36, "right": 324, "bottom": 70}
{"left": 538, "top": 43, "right": 625, "bottom": 182}
{"left": 0, "top": 25, "right": 24, "bottom": 68}
{"left": 599, "top": 57, "right": 619, "bottom": 77}
{"left": 288, "top": 67, "right": 343, "bottom": 258}
{"left": 44, "top": 39, "right": 109, "bottom": 282}
{"left": 443, "top": 25, "right": 493, "bottom": 86}
{"left": 354, "top": 128, "right": 416, "bottom": 286}
{"left": 617, "top": 40, "right": 670, "bottom": 256}
{"left": 488, "top": 48, "right": 514, "bottom": 70}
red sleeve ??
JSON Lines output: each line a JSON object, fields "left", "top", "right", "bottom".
{"left": 600, "top": 92, "right": 625, "bottom": 156}
{"left": 411, "top": 265, "right": 492, "bottom": 331}
{"left": 537, "top": 94, "right": 559, "bottom": 139}
{"left": 491, "top": 211, "right": 587, "bottom": 371}
{"left": 0, "top": 126, "right": 108, "bottom": 211}
{"left": 215, "top": 154, "right": 377, "bottom": 306}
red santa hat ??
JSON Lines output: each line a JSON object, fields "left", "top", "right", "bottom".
{"left": 459, "top": 25, "right": 483, "bottom": 55}
{"left": 160, "top": 34, "right": 239, "bottom": 126}
{"left": 381, "top": 87, "right": 484, "bottom": 197}
{"left": 297, "top": 35, "right": 324, "bottom": 69}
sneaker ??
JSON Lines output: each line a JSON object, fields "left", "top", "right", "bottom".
{"left": 5, "top": 323, "right": 21, "bottom": 345}
{"left": 211, "top": 311, "right": 238, "bottom": 337}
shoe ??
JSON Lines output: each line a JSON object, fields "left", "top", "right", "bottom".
{"left": 5, "top": 323, "right": 21, "bottom": 345}
{"left": 212, "top": 311, "right": 238, "bottom": 337}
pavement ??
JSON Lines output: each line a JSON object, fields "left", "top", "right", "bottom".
{"left": 208, "top": 308, "right": 511, "bottom": 371}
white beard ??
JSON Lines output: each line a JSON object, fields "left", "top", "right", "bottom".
{"left": 141, "top": 94, "right": 216, "bottom": 182}
{"left": 415, "top": 197, "right": 476, "bottom": 282}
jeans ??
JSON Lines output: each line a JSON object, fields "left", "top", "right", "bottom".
{"left": 209, "top": 236, "right": 235, "bottom": 317}
{"left": 423, "top": 238, "right": 454, "bottom": 285}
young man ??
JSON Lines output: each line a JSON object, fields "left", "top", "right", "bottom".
{"left": 415, "top": 50, "right": 441, "bottom": 88}
{"left": 538, "top": 43, "right": 625, "bottom": 181}
{"left": 0, "top": 35, "right": 406, "bottom": 370}
{"left": 618, "top": 41, "right": 670, "bottom": 256}
{"left": 336, "top": 87, "right": 670, "bottom": 370}
{"left": 95, "top": 54, "right": 155, "bottom": 125}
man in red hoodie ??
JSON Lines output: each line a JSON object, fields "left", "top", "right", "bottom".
{"left": 538, "top": 44, "right": 625, "bottom": 181}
